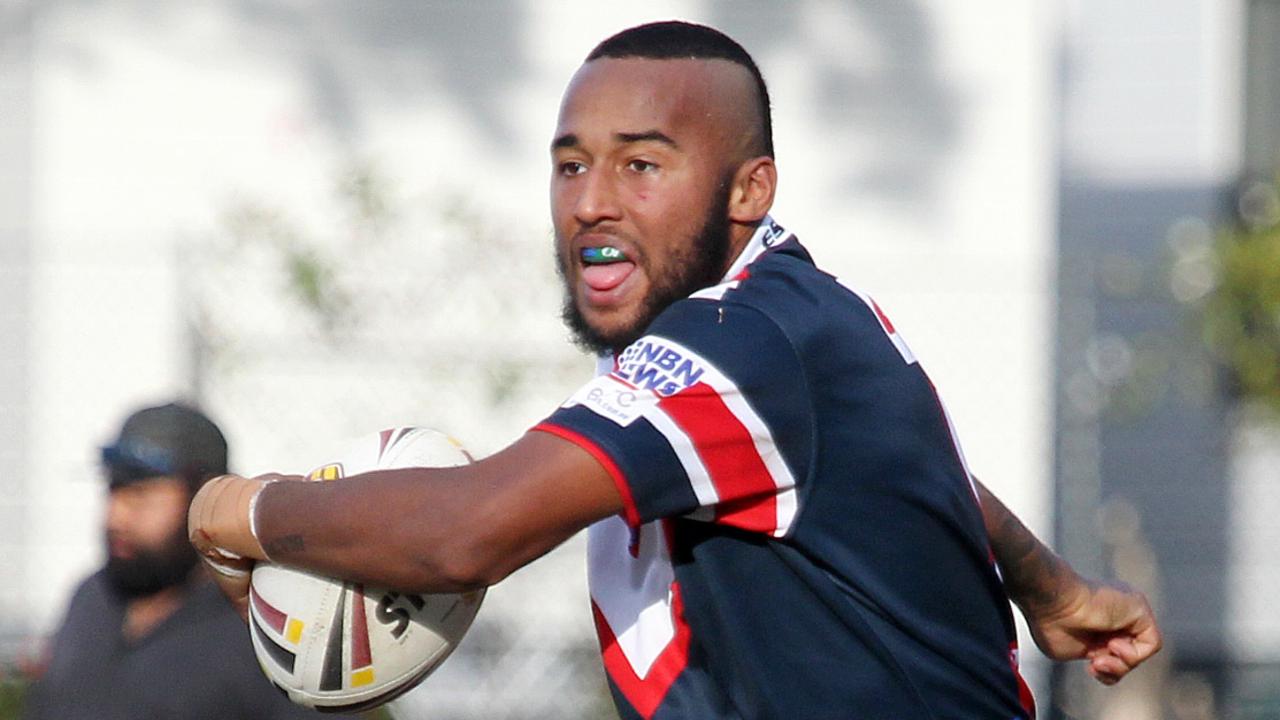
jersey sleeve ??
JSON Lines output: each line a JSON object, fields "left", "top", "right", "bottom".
{"left": 534, "top": 298, "right": 813, "bottom": 537}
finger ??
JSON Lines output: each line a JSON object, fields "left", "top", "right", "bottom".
{"left": 1089, "top": 669, "right": 1121, "bottom": 686}
{"left": 1088, "top": 655, "right": 1128, "bottom": 685}
{"left": 1098, "top": 650, "right": 1133, "bottom": 673}
{"left": 1105, "top": 636, "right": 1137, "bottom": 664}
{"left": 201, "top": 558, "right": 254, "bottom": 623}
{"left": 189, "top": 477, "right": 227, "bottom": 547}
{"left": 1131, "top": 622, "right": 1164, "bottom": 657}
{"left": 1108, "top": 625, "right": 1162, "bottom": 666}
{"left": 254, "top": 472, "right": 305, "bottom": 483}
{"left": 190, "top": 528, "right": 223, "bottom": 560}
{"left": 214, "top": 577, "right": 251, "bottom": 623}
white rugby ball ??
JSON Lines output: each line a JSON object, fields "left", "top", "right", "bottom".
{"left": 247, "top": 427, "right": 484, "bottom": 712}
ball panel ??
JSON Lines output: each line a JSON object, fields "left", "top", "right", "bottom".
{"left": 377, "top": 427, "right": 472, "bottom": 470}
{"left": 248, "top": 427, "right": 484, "bottom": 711}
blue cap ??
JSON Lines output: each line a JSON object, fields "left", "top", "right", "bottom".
{"left": 101, "top": 402, "right": 228, "bottom": 488}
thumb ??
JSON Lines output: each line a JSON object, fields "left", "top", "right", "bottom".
{"left": 193, "top": 532, "right": 255, "bottom": 622}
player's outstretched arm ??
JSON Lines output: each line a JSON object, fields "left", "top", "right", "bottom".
{"left": 188, "top": 431, "right": 623, "bottom": 601}
{"left": 974, "top": 479, "right": 1163, "bottom": 685}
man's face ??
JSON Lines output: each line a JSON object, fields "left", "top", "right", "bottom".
{"left": 104, "top": 475, "right": 198, "bottom": 598}
{"left": 551, "top": 57, "right": 747, "bottom": 354}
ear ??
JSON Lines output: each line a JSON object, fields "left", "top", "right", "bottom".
{"left": 727, "top": 156, "right": 777, "bottom": 224}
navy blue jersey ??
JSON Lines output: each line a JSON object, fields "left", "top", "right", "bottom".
{"left": 535, "top": 217, "right": 1035, "bottom": 720}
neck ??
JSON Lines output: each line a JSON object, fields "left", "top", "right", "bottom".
{"left": 722, "top": 219, "right": 761, "bottom": 275}
{"left": 122, "top": 581, "right": 188, "bottom": 642}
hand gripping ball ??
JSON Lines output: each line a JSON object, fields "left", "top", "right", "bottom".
{"left": 247, "top": 428, "right": 484, "bottom": 713}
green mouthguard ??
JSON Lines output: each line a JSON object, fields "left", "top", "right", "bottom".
{"left": 582, "top": 247, "right": 626, "bottom": 264}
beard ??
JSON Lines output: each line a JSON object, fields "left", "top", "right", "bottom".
{"left": 558, "top": 180, "right": 733, "bottom": 355}
{"left": 104, "top": 525, "right": 200, "bottom": 599}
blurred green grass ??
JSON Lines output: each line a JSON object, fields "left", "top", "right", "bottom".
{"left": 0, "top": 675, "right": 25, "bottom": 720}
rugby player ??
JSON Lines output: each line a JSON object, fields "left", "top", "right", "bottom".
{"left": 190, "top": 21, "right": 1160, "bottom": 719}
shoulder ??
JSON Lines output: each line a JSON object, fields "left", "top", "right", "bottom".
{"left": 59, "top": 570, "right": 121, "bottom": 619}
{"left": 631, "top": 290, "right": 801, "bottom": 394}
{"left": 678, "top": 241, "right": 890, "bottom": 351}
{"left": 71, "top": 569, "right": 112, "bottom": 599}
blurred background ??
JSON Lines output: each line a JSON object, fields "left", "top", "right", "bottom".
{"left": 0, "top": 0, "right": 1277, "bottom": 718}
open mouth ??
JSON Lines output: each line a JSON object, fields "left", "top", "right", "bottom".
{"left": 580, "top": 246, "right": 636, "bottom": 294}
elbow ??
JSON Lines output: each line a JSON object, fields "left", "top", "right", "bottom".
{"left": 435, "top": 550, "right": 507, "bottom": 592}
{"left": 401, "top": 537, "right": 514, "bottom": 594}
{"left": 386, "top": 481, "right": 552, "bottom": 593}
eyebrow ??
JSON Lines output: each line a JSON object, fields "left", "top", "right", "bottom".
{"left": 616, "top": 130, "right": 678, "bottom": 149}
{"left": 551, "top": 130, "right": 679, "bottom": 152}
{"left": 552, "top": 133, "right": 579, "bottom": 151}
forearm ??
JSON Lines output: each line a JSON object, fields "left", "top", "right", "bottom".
{"left": 248, "top": 431, "right": 621, "bottom": 594}
{"left": 255, "top": 466, "right": 497, "bottom": 593}
{"left": 975, "top": 479, "right": 1085, "bottom": 619}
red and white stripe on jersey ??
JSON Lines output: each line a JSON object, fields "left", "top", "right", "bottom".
{"left": 925, "top": 375, "right": 984, "bottom": 512}
{"left": 570, "top": 334, "right": 800, "bottom": 538}
{"left": 1009, "top": 644, "right": 1038, "bottom": 718}
{"left": 588, "top": 515, "right": 691, "bottom": 719}
{"left": 689, "top": 278, "right": 740, "bottom": 301}
{"left": 835, "top": 283, "right": 985, "bottom": 531}
{"left": 836, "top": 286, "right": 1011, "bottom": 617}
{"left": 829, "top": 282, "right": 989, "bottom": 529}
{"left": 839, "top": 282, "right": 918, "bottom": 365}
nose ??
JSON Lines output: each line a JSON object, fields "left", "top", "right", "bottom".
{"left": 105, "top": 493, "right": 130, "bottom": 533}
{"left": 573, "top": 167, "right": 622, "bottom": 226}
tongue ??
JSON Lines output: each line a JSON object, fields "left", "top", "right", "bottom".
{"left": 583, "top": 262, "right": 635, "bottom": 291}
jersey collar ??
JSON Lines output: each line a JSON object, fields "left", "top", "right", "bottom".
{"left": 594, "top": 216, "right": 795, "bottom": 374}
{"left": 719, "top": 215, "right": 793, "bottom": 283}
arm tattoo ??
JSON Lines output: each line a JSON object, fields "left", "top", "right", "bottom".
{"left": 263, "top": 534, "right": 306, "bottom": 557}
{"left": 979, "top": 482, "right": 1078, "bottom": 618}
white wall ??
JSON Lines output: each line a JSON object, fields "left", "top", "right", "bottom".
{"left": 0, "top": 0, "right": 35, "bottom": 654}
{"left": 12, "top": 0, "right": 1060, "bottom": 703}
{"left": 1061, "top": 0, "right": 1243, "bottom": 185}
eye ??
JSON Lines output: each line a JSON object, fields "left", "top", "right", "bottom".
{"left": 559, "top": 161, "right": 587, "bottom": 176}
{"left": 626, "top": 159, "right": 658, "bottom": 173}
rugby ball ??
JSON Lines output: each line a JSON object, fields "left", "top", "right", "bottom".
{"left": 247, "top": 427, "right": 484, "bottom": 712}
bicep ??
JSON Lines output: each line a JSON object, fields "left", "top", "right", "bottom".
{"left": 972, "top": 477, "right": 1030, "bottom": 557}
{"left": 973, "top": 478, "right": 1000, "bottom": 539}
{"left": 465, "top": 430, "right": 624, "bottom": 576}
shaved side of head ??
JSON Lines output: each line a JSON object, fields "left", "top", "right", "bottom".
{"left": 585, "top": 21, "right": 774, "bottom": 161}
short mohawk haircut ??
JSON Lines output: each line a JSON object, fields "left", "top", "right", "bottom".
{"left": 586, "top": 21, "right": 775, "bottom": 158}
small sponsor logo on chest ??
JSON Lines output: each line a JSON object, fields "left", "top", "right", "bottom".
{"left": 614, "top": 340, "right": 706, "bottom": 397}
{"left": 575, "top": 383, "right": 643, "bottom": 426}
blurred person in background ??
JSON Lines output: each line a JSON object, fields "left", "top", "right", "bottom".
{"left": 23, "top": 402, "right": 340, "bottom": 720}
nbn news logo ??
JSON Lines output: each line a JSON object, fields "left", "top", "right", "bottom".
{"left": 614, "top": 338, "right": 707, "bottom": 397}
